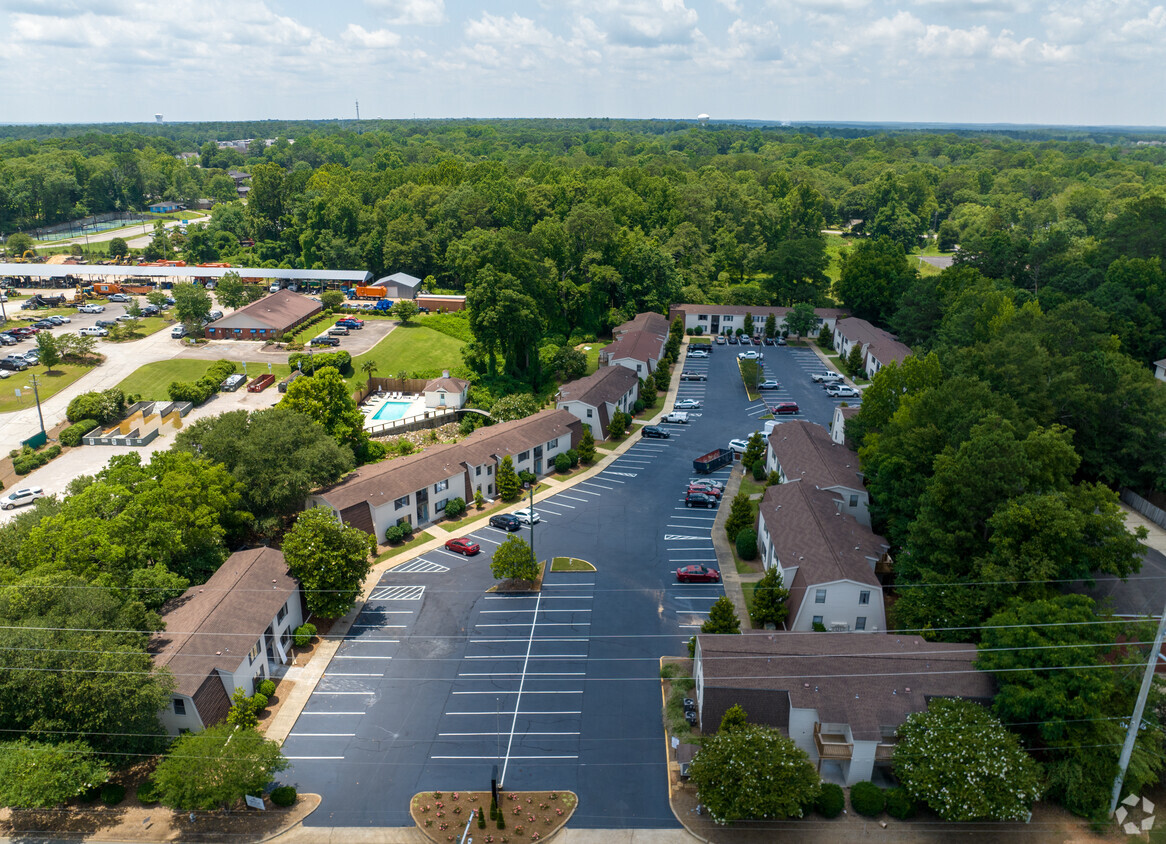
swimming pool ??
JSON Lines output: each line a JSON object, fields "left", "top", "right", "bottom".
{"left": 369, "top": 400, "right": 415, "bottom": 422}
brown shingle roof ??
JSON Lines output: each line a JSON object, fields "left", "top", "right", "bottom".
{"left": 424, "top": 375, "right": 470, "bottom": 394}
{"left": 835, "top": 317, "right": 912, "bottom": 367}
{"left": 316, "top": 442, "right": 467, "bottom": 511}
{"left": 209, "top": 290, "right": 321, "bottom": 332}
{"left": 557, "top": 365, "right": 640, "bottom": 408}
{"left": 603, "top": 331, "right": 665, "bottom": 367}
{"left": 767, "top": 420, "right": 864, "bottom": 490}
{"left": 697, "top": 632, "right": 994, "bottom": 741}
{"left": 614, "top": 312, "right": 670, "bottom": 339}
{"left": 457, "top": 409, "right": 581, "bottom": 467}
{"left": 150, "top": 548, "right": 298, "bottom": 697}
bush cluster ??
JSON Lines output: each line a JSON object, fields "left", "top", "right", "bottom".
{"left": 816, "top": 783, "right": 845, "bottom": 818}
{"left": 13, "top": 444, "right": 61, "bottom": 475}
{"left": 136, "top": 780, "right": 159, "bottom": 804}
{"left": 885, "top": 787, "right": 917, "bottom": 820}
{"left": 168, "top": 360, "right": 237, "bottom": 406}
{"left": 385, "top": 522, "right": 415, "bottom": 544}
{"left": 66, "top": 387, "right": 126, "bottom": 424}
{"left": 735, "top": 528, "right": 758, "bottom": 560}
{"left": 443, "top": 497, "right": 466, "bottom": 519}
{"left": 850, "top": 781, "right": 886, "bottom": 816}
{"left": 60, "top": 418, "right": 99, "bottom": 447}
{"left": 288, "top": 350, "right": 352, "bottom": 375}
{"left": 258, "top": 679, "right": 276, "bottom": 698}
{"left": 293, "top": 623, "right": 317, "bottom": 648}
{"left": 270, "top": 786, "right": 297, "bottom": 807}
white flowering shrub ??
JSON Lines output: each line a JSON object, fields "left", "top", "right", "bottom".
{"left": 893, "top": 697, "right": 1042, "bottom": 821}
{"left": 688, "top": 725, "right": 820, "bottom": 824}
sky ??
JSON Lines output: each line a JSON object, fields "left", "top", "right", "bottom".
{"left": 0, "top": 0, "right": 1162, "bottom": 127}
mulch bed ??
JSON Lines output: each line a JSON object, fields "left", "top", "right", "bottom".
{"left": 411, "top": 790, "right": 576, "bottom": 844}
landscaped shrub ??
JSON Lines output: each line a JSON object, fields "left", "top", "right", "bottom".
{"left": 633, "top": 398, "right": 646, "bottom": 414}
{"left": 736, "top": 528, "right": 758, "bottom": 561}
{"left": 66, "top": 388, "right": 125, "bottom": 424}
{"left": 816, "top": 783, "right": 845, "bottom": 818}
{"left": 251, "top": 692, "right": 269, "bottom": 710}
{"left": 386, "top": 522, "right": 416, "bottom": 543}
{"left": 885, "top": 787, "right": 917, "bottom": 820}
{"left": 555, "top": 453, "right": 571, "bottom": 473}
{"left": 13, "top": 444, "right": 61, "bottom": 475}
{"left": 477, "top": 806, "right": 486, "bottom": 828}
{"left": 443, "top": 497, "right": 466, "bottom": 519}
{"left": 60, "top": 418, "right": 98, "bottom": 447}
{"left": 850, "top": 781, "right": 886, "bottom": 817}
{"left": 566, "top": 448, "right": 579, "bottom": 467}
{"left": 136, "top": 780, "right": 159, "bottom": 804}
{"left": 293, "top": 623, "right": 317, "bottom": 648}
{"left": 270, "top": 786, "right": 297, "bottom": 807}
{"left": 258, "top": 679, "right": 276, "bottom": 698}
{"left": 288, "top": 350, "right": 352, "bottom": 375}
{"left": 751, "top": 461, "right": 766, "bottom": 481}
{"left": 101, "top": 784, "right": 126, "bottom": 805}
{"left": 474, "top": 490, "right": 485, "bottom": 509}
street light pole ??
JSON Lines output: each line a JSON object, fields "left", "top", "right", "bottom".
{"left": 528, "top": 482, "right": 535, "bottom": 568}
{"left": 24, "top": 373, "right": 45, "bottom": 438}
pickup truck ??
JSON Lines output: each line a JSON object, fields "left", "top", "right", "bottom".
{"left": 811, "top": 371, "right": 844, "bottom": 383}
{"left": 693, "top": 447, "right": 734, "bottom": 474}
{"left": 663, "top": 411, "right": 689, "bottom": 424}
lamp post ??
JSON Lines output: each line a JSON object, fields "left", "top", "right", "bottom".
{"left": 524, "top": 481, "right": 535, "bottom": 568}
{"left": 22, "top": 373, "right": 45, "bottom": 440}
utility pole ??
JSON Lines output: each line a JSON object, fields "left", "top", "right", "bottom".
{"left": 25, "top": 373, "right": 45, "bottom": 439}
{"left": 355, "top": 100, "right": 360, "bottom": 121}
{"left": 1109, "top": 606, "right": 1166, "bottom": 815}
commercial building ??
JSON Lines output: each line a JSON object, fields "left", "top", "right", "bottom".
{"left": 205, "top": 289, "right": 322, "bottom": 340}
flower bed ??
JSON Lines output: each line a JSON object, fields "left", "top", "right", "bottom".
{"left": 410, "top": 790, "right": 577, "bottom": 844}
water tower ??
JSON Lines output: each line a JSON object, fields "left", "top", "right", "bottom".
{"left": 154, "top": 114, "right": 164, "bottom": 123}
{"left": 698, "top": 113, "right": 710, "bottom": 126}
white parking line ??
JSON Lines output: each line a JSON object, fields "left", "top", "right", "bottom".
{"left": 440, "top": 731, "right": 581, "bottom": 737}
{"left": 670, "top": 558, "right": 720, "bottom": 563}
{"left": 581, "top": 481, "right": 614, "bottom": 490}
{"left": 573, "top": 489, "right": 602, "bottom": 496}
{"left": 472, "top": 638, "right": 587, "bottom": 643}
{"left": 299, "top": 711, "right": 365, "bottom": 715}
{"left": 434, "top": 755, "right": 579, "bottom": 760}
{"left": 312, "top": 691, "right": 376, "bottom": 695}
{"left": 471, "top": 534, "right": 501, "bottom": 545}
{"left": 465, "top": 653, "right": 587, "bottom": 659}
{"left": 557, "top": 495, "right": 588, "bottom": 503}
{"left": 446, "top": 710, "right": 582, "bottom": 715}
{"left": 451, "top": 690, "right": 583, "bottom": 696}
{"left": 370, "top": 585, "right": 426, "bottom": 601}
{"left": 462, "top": 671, "right": 586, "bottom": 678}
{"left": 479, "top": 608, "right": 592, "bottom": 613}
{"left": 287, "top": 755, "right": 345, "bottom": 760}
{"left": 539, "top": 507, "right": 563, "bottom": 516}
{"left": 547, "top": 500, "right": 576, "bottom": 508}
{"left": 389, "top": 559, "right": 449, "bottom": 573}
{"left": 475, "top": 622, "right": 590, "bottom": 627}
{"left": 324, "top": 672, "right": 384, "bottom": 677}
{"left": 435, "top": 548, "right": 472, "bottom": 560}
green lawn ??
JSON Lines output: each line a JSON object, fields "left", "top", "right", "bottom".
{"left": 375, "top": 531, "right": 436, "bottom": 562}
{"left": 824, "top": 232, "right": 849, "bottom": 284}
{"left": 581, "top": 341, "right": 610, "bottom": 376}
{"left": 349, "top": 324, "right": 465, "bottom": 388}
{"left": 117, "top": 359, "right": 293, "bottom": 400}
{"left": 551, "top": 556, "right": 596, "bottom": 572}
{"left": 0, "top": 363, "right": 98, "bottom": 414}
{"left": 106, "top": 315, "right": 175, "bottom": 341}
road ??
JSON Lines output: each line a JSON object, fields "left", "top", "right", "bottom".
{"left": 279, "top": 340, "right": 852, "bottom": 828}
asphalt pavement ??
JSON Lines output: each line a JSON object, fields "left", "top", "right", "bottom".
{"left": 279, "top": 339, "right": 854, "bottom": 829}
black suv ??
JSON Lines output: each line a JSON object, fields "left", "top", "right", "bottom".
{"left": 489, "top": 513, "right": 521, "bottom": 531}
{"left": 641, "top": 425, "right": 670, "bottom": 439}
{"left": 685, "top": 491, "right": 717, "bottom": 508}
{"left": 310, "top": 336, "right": 340, "bottom": 347}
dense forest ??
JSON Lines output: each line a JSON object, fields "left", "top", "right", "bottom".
{"left": 3, "top": 119, "right": 1166, "bottom": 820}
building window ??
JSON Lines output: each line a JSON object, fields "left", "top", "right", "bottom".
{"left": 519, "top": 451, "right": 529, "bottom": 462}
{"left": 393, "top": 494, "right": 410, "bottom": 509}
{"left": 850, "top": 494, "right": 859, "bottom": 507}
{"left": 435, "top": 479, "right": 449, "bottom": 493}
{"left": 277, "top": 603, "right": 288, "bottom": 622}
{"left": 724, "top": 315, "right": 734, "bottom": 322}
{"left": 487, "top": 465, "right": 493, "bottom": 475}
{"left": 815, "top": 588, "right": 827, "bottom": 604}
{"left": 547, "top": 438, "right": 558, "bottom": 450}
{"left": 859, "top": 590, "right": 870, "bottom": 605}
{"left": 173, "top": 698, "right": 186, "bottom": 716}
{"left": 698, "top": 314, "right": 708, "bottom": 321}
{"left": 436, "top": 498, "right": 447, "bottom": 512}
{"left": 249, "top": 642, "right": 261, "bottom": 664}
{"left": 476, "top": 466, "right": 482, "bottom": 476}
{"left": 812, "top": 615, "right": 824, "bottom": 627}
{"left": 636, "top": 364, "right": 643, "bottom": 372}
{"left": 586, "top": 408, "right": 593, "bottom": 418}
{"left": 856, "top": 617, "right": 867, "bottom": 631}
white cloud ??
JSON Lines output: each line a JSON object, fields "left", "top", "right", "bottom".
{"left": 366, "top": 0, "right": 444, "bottom": 26}
{"left": 341, "top": 24, "right": 401, "bottom": 48}
{"left": 564, "top": 0, "right": 700, "bottom": 47}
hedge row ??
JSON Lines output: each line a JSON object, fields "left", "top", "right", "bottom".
{"left": 60, "top": 418, "right": 99, "bottom": 447}
{"left": 13, "top": 444, "right": 61, "bottom": 475}
{"left": 167, "top": 360, "right": 237, "bottom": 406}
{"left": 288, "top": 350, "right": 352, "bottom": 375}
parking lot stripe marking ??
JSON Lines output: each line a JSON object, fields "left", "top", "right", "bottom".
{"left": 667, "top": 547, "right": 713, "bottom": 551}
{"left": 479, "top": 608, "right": 592, "bottom": 613}
{"left": 539, "top": 508, "right": 563, "bottom": 516}
{"left": 434, "top": 548, "right": 470, "bottom": 560}
{"left": 465, "top": 654, "right": 586, "bottom": 659}
{"left": 370, "top": 585, "right": 426, "bottom": 601}
{"left": 667, "top": 525, "right": 712, "bottom": 531}
{"left": 664, "top": 534, "right": 707, "bottom": 541}
{"left": 291, "top": 733, "right": 356, "bottom": 737}
{"left": 440, "top": 731, "right": 581, "bottom": 737}
{"left": 559, "top": 494, "right": 589, "bottom": 502}
{"left": 299, "top": 711, "right": 365, "bottom": 715}
{"left": 475, "top": 622, "right": 590, "bottom": 627}
{"left": 434, "top": 755, "right": 579, "bottom": 761}
{"left": 350, "top": 624, "right": 408, "bottom": 629}
{"left": 472, "top": 638, "right": 587, "bottom": 643}
{"left": 547, "top": 501, "right": 576, "bottom": 508}
{"left": 333, "top": 655, "right": 394, "bottom": 659}
{"left": 286, "top": 756, "right": 345, "bottom": 760}
{"left": 470, "top": 534, "right": 500, "bottom": 545}
{"left": 461, "top": 671, "right": 586, "bottom": 677}
{"left": 676, "top": 610, "right": 711, "bottom": 615}
{"left": 500, "top": 588, "right": 541, "bottom": 785}
{"left": 324, "top": 672, "right": 384, "bottom": 677}
{"left": 581, "top": 481, "right": 613, "bottom": 490}
{"left": 670, "top": 558, "right": 719, "bottom": 563}
{"left": 389, "top": 559, "right": 449, "bottom": 573}
{"left": 446, "top": 711, "right": 582, "bottom": 716}
{"left": 311, "top": 691, "right": 375, "bottom": 695}
{"left": 571, "top": 488, "right": 602, "bottom": 496}
{"left": 451, "top": 691, "right": 582, "bottom": 696}
{"left": 596, "top": 475, "right": 626, "bottom": 483}
{"left": 676, "top": 595, "right": 723, "bottom": 601}
{"left": 541, "top": 595, "right": 593, "bottom": 599}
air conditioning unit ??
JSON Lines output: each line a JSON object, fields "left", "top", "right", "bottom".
{"left": 830, "top": 621, "right": 849, "bottom": 632}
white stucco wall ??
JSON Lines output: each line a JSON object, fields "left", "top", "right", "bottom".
{"left": 158, "top": 694, "right": 204, "bottom": 735}
{"left": 791, "top": 579, "right": 885, "bottom": 633}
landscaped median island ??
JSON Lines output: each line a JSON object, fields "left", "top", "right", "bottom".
{"left": 549, "top": 556, "right": 595, "bottom": 572}
{"left": 411, "top": 790, "right": 577, "bottom": 843}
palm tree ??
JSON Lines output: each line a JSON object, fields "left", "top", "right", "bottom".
{"left": 361, "top": 359, "right": 378, "bottom": 390}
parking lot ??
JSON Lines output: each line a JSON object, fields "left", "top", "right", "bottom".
{"left": 284, "top": 340, "right": 851, "bottom": 828}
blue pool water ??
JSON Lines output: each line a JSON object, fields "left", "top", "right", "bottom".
{"left": 370, "top": 400, "right": 414, "bottom": 422}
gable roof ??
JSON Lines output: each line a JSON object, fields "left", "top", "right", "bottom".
{"left": 697, "top": 632, "right": 994, "bottom": 741}
{"left": 150, "top": 548, "right": 298, "bottom": 697}
{"left": 604, "top": 330, "right": 666, "bottom": 366}
{"left": 835, "top": 317, "right": 912, "bottom": 367}
{"left": 424, "top": 375, "right": 470, "bottom": 394}
{"left": 614, "top": 312, "right": 670, "bottom": 339}
{"left": 767, "top": 420, "right": 864, "bottom": 490}
{"left": 668, "top": 304, "right": 850, "bottom": 321}
{"left": 456, "top": 409, "right": 580, "bottom": 467}
{"left": 557, "top": 365, "right": 640, "bottom": 408}
{"left": 316, "top": 442, "right": 468, "bottom": 512}
{"left": 374, "top": 271, "right": 422, "bottom": 289}
{"left": 209, "top": 289, "right": 321, "bottom": 331}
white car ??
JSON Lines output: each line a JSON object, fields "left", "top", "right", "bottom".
{"left": 728, "top": 439, "right": 750, "bottom": 454}
{"left": 513, "top": 508, "right": 541, "bottom": 525}
{"left": 674, "top": 399, "right": 702, "bottom": 410}
{"left": 663, "top": 411, "right": 689, "bottom": 424}
{"left": 1, "top": 487, "right": 44, "bottom": 509}
{"left": 79, "top": 304, "right": 105, "bottom": 313}
{"left": 757, "top": 380, "right": 780, "bottom": 390}
{"left": 826, "top": 384, "right": 862, "bottom": 398}
{"left": 687, "top": 348, "right": 709, "bottom": 358}
{"left": 811, "top": 371, "right": 844, "bottom": 383}
{"left": 737, "top": 350, "right": 763, "bottom": 360}
{"left": 79, "top": 327, "right": 108, "bottom": 337}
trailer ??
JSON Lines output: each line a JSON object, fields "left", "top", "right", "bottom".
{"left": 354, "top": 285, "right": 389, "bottom": 300}
{"left": 693, "top": 447, "right": 734, "bottom": 474}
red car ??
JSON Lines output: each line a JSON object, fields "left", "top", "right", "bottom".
{"left": 445, "top": 537, "right": 481, "bottom": 556}
{"left": 772, "top": 401, "right": 800, "bottom": 415}
{"left": 686, "top": 483, "right": 722, "bottom": 499}
{"left": 677, "top": 565, "right": 721, "bottom": 583}
{"left": 9, "top": 327, "right": 35, "bottom": 337}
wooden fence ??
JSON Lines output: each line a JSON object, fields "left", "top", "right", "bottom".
{"left": 353, "top": 377, "right": 430, "bottom": 405}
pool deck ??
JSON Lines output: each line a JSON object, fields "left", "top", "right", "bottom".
{"left": 361, "top": 392, "right": 426, "bottom": 429}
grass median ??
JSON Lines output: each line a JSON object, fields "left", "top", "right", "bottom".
{"left": 0, "top": 363, "right": 98, "bottom": 414}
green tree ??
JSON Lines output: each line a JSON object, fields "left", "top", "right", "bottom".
{"left": 719, "top": 703, "right": 748, "bottom": 733}
{"left": 491, "top": 393, "right": 540, "bottom": 422}
{"left": 741, "top": 430, "right": 765, "bottom": 471}
{"left": 743, "top": 312, "right": 754, "bottom": 336}
{"left": 724, "top": 492, "right": 752, "bottom": 541}
{"left": 764, "top": 313, "right": 777, "bottom": 340}
{"left": 0, "top": 740, "right": 108, "bottom": 808}
{"left": 281, "top": 506, "right": 375, "bottom": 618}
{"left": 391, "top": 299, "right": 420, "bottom": 323}
{"left": 639, "top": 375, "right": 657, "bottom": 407}
{"left": 7, "top": 232, "right": 34, "bottom": 257}
{"left": 608, "top": 408, "right": 629, "bottom": 437}
{"left": 749, "top": 567, "right": 789, "bottom": 628}
{"left": 153, "top": 724, "right": 289, "bottom": 811}
{"left": 688, "top": 725, "right": 820, "bottom": 823}
{"left": 281, "top": 366, "right": 371, "bottom": 460}
{"left": 172, "top": 281, "right": 212, "bottom": 327}
{"left": 147, "top": 289, "right": 170, "bottom": 310}
{"left": 35, "top": 330, "right": 61, "bottom": 372}
{"left": 496, "top": 455, "right": 521, "bottom": 501}
{"left": 845, "top": 343, "right": 865, "bottom": 378}
{"left": 894, "top": 698, "right": 1041, "bottom": 822}
{"left": 578, "top": 425, "right": 596, "bottom": 464}
{"left": 124, "top": 297, "right": 142, "bottom": 319}
{"left": 701, "top": 596, "right": 741, "bottom": 634}
{"left": 489, "top": 535, "right": 539, "bottom": 582}
{"left": 175, "top": 408, "right": 354, "bottom": 528}
{"left": 321, "top": 290, "right": 345, "bottom": 310}
{"left": 549, "top": 346, "right": 586, "bottom": 382}
{"left": 837, "top": 237, "right": 917, "bottom": 325}
{"left": 360, "top": 359, "right": 378, "bottom": 387}
{"left": 784, "top": 302, "right": 818, "bottom": 339}
{"left": 214, "top": 271, "right": 246, "bottom": 310}
{"left": 142, "top": 221, "right": 172, "bottom": 261}
{"left": 107, "top": 236, "right": 129, "bottom": 258}
{"left": 225, "top": 687, "right": 263, "bottom": 729}
{"left": 817, "top": 322, "right": 832, "bottom": 347}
